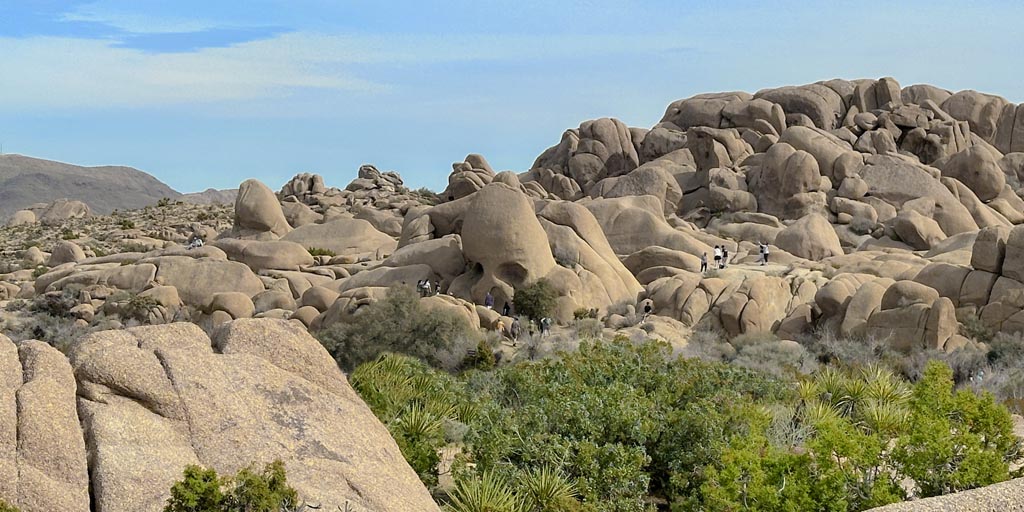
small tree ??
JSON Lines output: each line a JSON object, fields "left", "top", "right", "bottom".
{"left": 164, "top": 460, "right": 300, "bottom": 512}
{"left": 513, "top": 279, "right": 558, "bottom": 322}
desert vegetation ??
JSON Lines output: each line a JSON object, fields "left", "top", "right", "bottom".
{"left": 347, "top": 331, "right": 1022, "bottom": 511}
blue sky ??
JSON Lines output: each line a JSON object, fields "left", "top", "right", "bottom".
{"left": 0, "top": 1, "right": 1022, "bottom": 192}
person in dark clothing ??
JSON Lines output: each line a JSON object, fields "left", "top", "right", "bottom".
{"left": 721, "top": 247, "right": 729, "bottom": 269}
{"left": 502, "top": 302, "right": 511, "bottom": 317}
{"left": 510, "top": 318, "right": 522, "bottom": 346}
{"left": 484, "top": 291, "right": 494, "bottom": 309}
{"left": 643, "top": 302, "right": 653, "bottom": 322}
{"left": 700, "top": 252, "right": 708, "bottom": 273}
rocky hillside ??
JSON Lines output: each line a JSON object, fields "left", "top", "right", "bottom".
{"left": 6, "top": 76, "right": 1024, "bottom": 509}
{"left": 0, "top": 154, "right": 181, "bottom": 220}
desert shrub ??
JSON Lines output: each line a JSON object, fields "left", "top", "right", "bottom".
{"left": 703, "top": 361, "right": 1020, "bottom": 509}
{"left": 574, "top": 318, "right": 603, "bottom": 339}
{"left": 60, "top": 228, "right": 77, "bottom": 240}
{"left": 410, "top": 187, "right": 441, "bottom": 205}
{"left": 196, "top": 211, "right": 211, "bottom": 221}
{"left": 164, "top": 460, "right": 301, "bottom": 512}
{"left": 682, "top": 324, "right": 735, "bottom": 362}
{"left": 124, "top": 294, "right": 162, "bottom": 323}
{"left": 4, "top": 299, "right": 28, "bottom": 312}
{"left": 467, "top": 338, "right": 788, "bottom": 510}
{"left": 7, "top": 313, "right": 90, "bottom": 353}
{"left": 848, "top": 216, "right": 877, "bottom": 235}
{"left": 317, "top": 285, "right": 475, "bottom": 371}
{"left": 462, "top": 339, "right": 496, "bottom": 371}
{"left": 961, "top": 314, "right": 994, "bottom": 343}
{"left": 0, "top": 500, "right": 18, "bottom": 512}
{"left": 732, "top": 340, "right": 818, "bottom": 378}
{"left": 349, "top": 353, "right": 472, "bottom": 487}
{"left": 31, "top": 290, "right": 77, "bottom": 318}
{"left": 513, "top": 279, "right": 558, "bottom": 322}
{"left": 988, "top": 332, "right": 1024, "bottom": 367}
{"left": 157, "top": 197, "right": 172, "bottom": 207}
{"left": 892, "top": 361, "right": 1019, "bottom": 497}
{"left": 306, "top": 247, "right": 336, "bottom": 257}
{"left": 573, "top": 307, "right": 597, "bottom": 320}
{"left": 31, "top": 265, "right": 48, "bottom": 278}
{"left": 119, "top": 219, "right": 136, "bottom": 230}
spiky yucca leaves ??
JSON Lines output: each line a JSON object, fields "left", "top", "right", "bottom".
{"left": 446, "top": 471, "right": 524, "bottom": 512}
{"left": 520, "top": 466, "right": 578, "bottom": 511}
{"left": 860, "top": 400, "right": 910, "bottom": 436}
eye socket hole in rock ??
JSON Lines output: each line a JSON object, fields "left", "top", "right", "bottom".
{"left": 497, "top": 262, "right": 529, "bottom": 285}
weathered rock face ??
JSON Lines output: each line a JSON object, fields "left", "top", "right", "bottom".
{"left": 0, "top": 321, "right": 439, "bottom": 511}
{"left": 232, "top": 179, "right": 293, "bottom": 239}
{"left": 38, "top": 199, "right": 92, "bottom": 226}
{"left": 774, "top": 214, "right": 843, "bottom": 260}
{"left": 461, "top": 183, "right": 557, "bottom": 302}
{"left": 282, "top": 218, "right": 397, "bottom": 259}
{"left": 0, "top": 337, "right": 91, "bottom": 512}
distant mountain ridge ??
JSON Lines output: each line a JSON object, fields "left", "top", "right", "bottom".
{"left": 0, "top": 154, "right": 233, "bottom": 219}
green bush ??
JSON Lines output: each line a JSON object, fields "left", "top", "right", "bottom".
{"left": 31, "top": 265, "right": 48, "bottom": 278}
{"left": 350, "top": 353, "right": 472, "bottom": 487}
{"left": 119, "top": 219, "right": 136, "bottom": 230}
{"left": 60, "top": 228, "right": 78, "bottom": 240}
{"left": 351, "top": 335, "right": 1023, "bottom": 510}
{"left": 306, "top": 247, "right": 336, "bottom": 257}
{"left": 0, "top": 500, "right": 19, "bottom": 512}
{"left": 164, "top": 460, "right": 300, "bottom": 512}
{"left": 513, "top": 279, "right": 558, "bottom": 322}
{"left": 317, "top": 285, "right": 475, "bottom": 371}
{"left": 157, "top": 197, "right": 172, "bottom": 207}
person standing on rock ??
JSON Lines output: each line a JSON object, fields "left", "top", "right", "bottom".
{"left": 434, "top": 281, "right": 441, "bottom": 295}
{"left": 760, "top": 243, "right": 770, "bottom": 265}
{"left": 721, "top": 247, "right": 729, "bottom": 269}
{"left": 642, "top": 301, "right": 653, "bottom": 322}
{"left": 700, "top": 252, "right": 708, "bottom": 273}
{"left": 502, "top": 302, "right": 511, "bottom": 317}
{"left": 496, "top": 318, "right": 506, "bottom": 339}
{"left": 713, "top": 246, "right": 722, "bottom": 269}
{"left": 484, "top": 291, "right": 494, "bottom": 309}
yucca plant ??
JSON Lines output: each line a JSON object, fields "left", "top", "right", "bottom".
{"left": 815, "top": 367, "right": 848, "bottom": 408}
{"left": 446, "top": 471, "right": 524, "bottom": 512}
{"left": 803, "top": 400, "right": 842, "bottom": 427}
{"left": 392, "top": 405, "right": 444, "bottom": 440}
{"left": 860, "top": 399, "right": 909, "bottom": 436}
{"left": 520, "top": 466, "right": 578, "bottom": 511}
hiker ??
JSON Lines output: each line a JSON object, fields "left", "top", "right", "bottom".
{"left": 434, "top": 280, "right": 441, "bottom": 295}
{"left": 510, "top": 318, "right": 522, "bottom": 346}
{"left": 502, "top": 302, "right": 511, "bottom": 317}
{"left": 496, "top": 319, "right": 506, "bottom": 338}
{"left": 721, "top": 247, "right": 729, "bottom": 269}
{"left": 484, "top": 291, "right": 494, "bottom": 309}
{"left": 416, "top": 280, "right": 426, "bottom": 297}
{"left": 761, "top": 243, "right": 770, "bottom": 265}
{"left": 642, "top": 302, "right": 653, "bottom": 322}
{"left": 540, "top": 317, "right": 552, "bottom": 337}
{"left": 700, "top": 252, "right": 708, "bottom": 273}
{"left": 713, "top": 245, "right": 722, "bottom": 269}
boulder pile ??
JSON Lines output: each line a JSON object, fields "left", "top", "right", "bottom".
{"left": 6, "top": 76, "right": 1024, "bottom": 359}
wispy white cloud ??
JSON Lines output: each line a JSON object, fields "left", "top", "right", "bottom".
{"left": 60, "top": 3, "right": 219, "bottom": 34}
{"left": 0, "top": 31, "right": 690, "bottom": 110}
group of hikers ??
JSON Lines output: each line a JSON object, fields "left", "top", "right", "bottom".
{"left": 697, "top": 242, "right": 771, "bottom": 273}
{"left": 485, "top": 291, "right": 553, "bottom": 346}
{"left": 416, "top": 279, "right": 441, "bottom": 297}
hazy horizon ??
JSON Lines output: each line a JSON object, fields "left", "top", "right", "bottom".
{"left": 2, "top": 0, "right": 1024, "bottom": 193}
